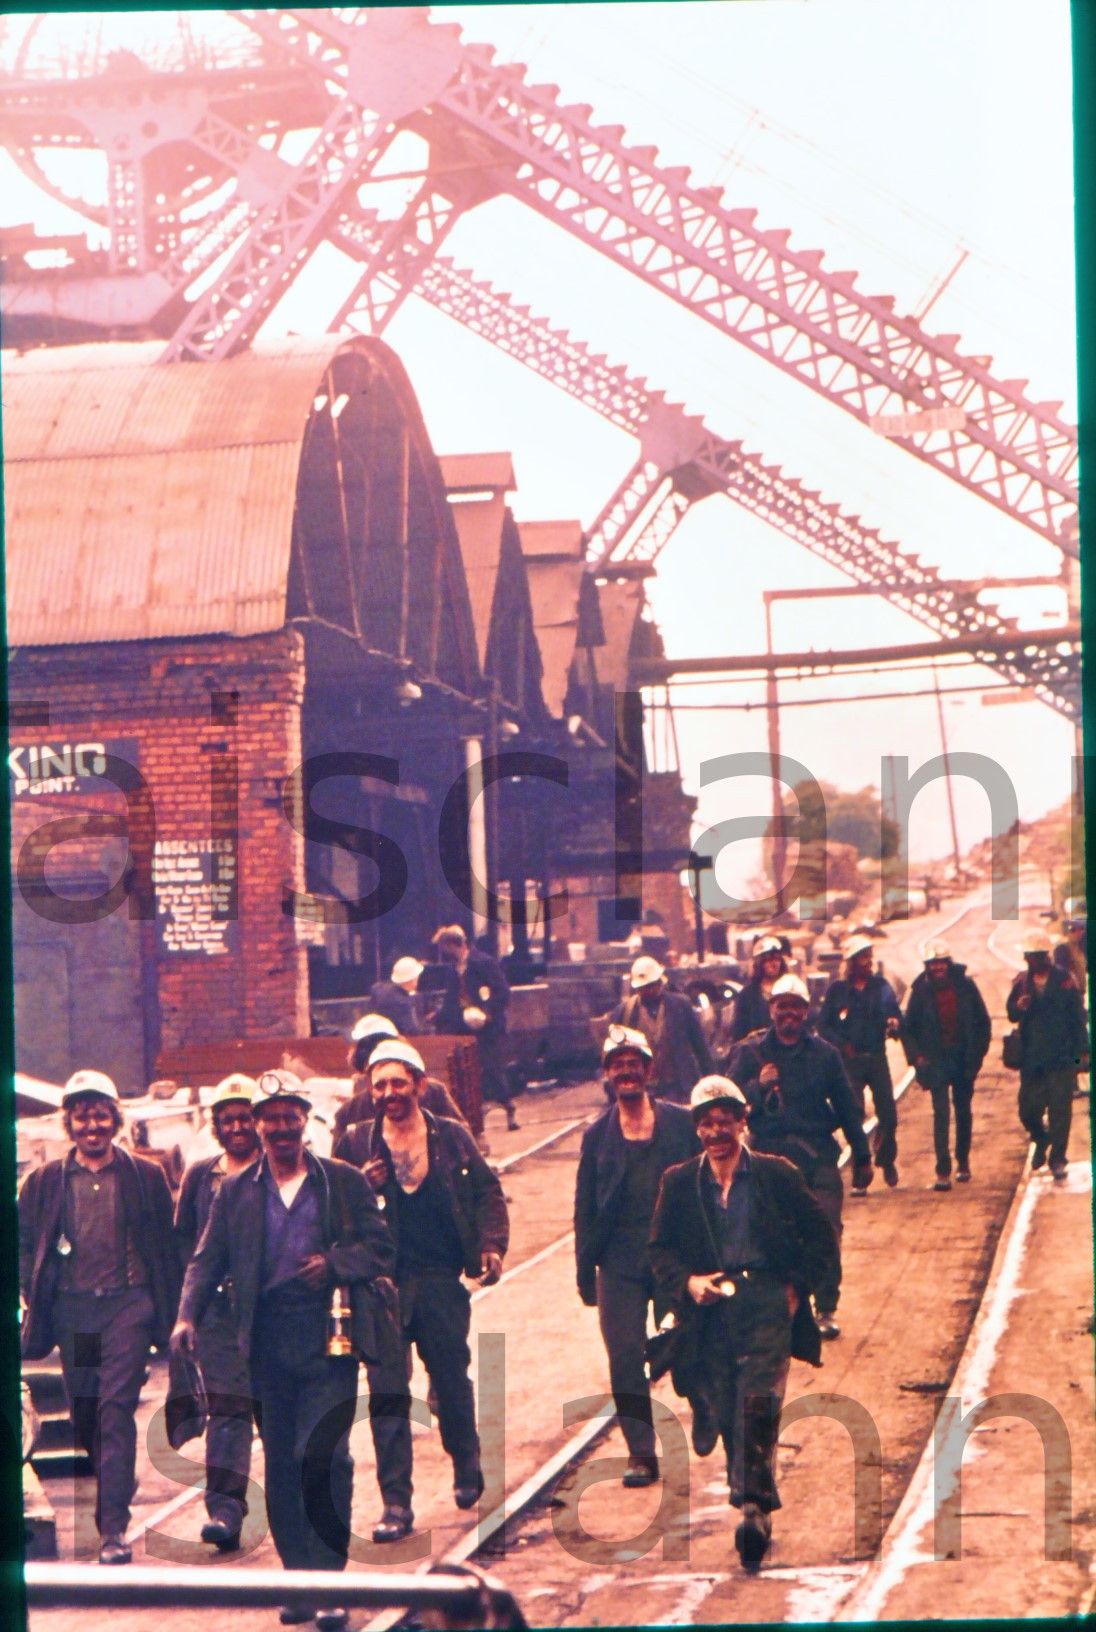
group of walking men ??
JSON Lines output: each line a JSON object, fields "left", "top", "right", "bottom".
{"left": 18, "top": 920, "right": 1089, "bottom": 1596}
{"left": 576, "top": 924, "right": 1088, "bottom": 1570}
{"left": 19, "top": 1039, "right": 508, "bottom": 1629}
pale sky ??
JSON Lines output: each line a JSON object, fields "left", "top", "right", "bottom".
{"left": 0, "top": 3, "right": 1080, "bottom": 894}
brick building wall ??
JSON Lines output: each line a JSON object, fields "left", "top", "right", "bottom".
{"left": 9, "top": 629, "right": 308, "bottom": 1087}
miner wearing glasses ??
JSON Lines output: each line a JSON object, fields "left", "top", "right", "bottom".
{"left": 648, "top": 1076, "right": 838, "bottom": 1571}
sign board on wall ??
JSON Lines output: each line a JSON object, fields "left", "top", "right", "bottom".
{"left": 8, "top": 738, "right": 141, "bottom": 797}
{"left": 153, "top": 838, "right": 239, "bottom": 957}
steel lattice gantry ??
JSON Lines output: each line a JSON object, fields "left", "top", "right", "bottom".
{"left": 0, "top": 7, "right": 1080, "bottom": 720}
{"left": 226, "top": 7, "right": 1079, "bottom": 552}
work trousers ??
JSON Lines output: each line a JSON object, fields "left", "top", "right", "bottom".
{"left": 367, "top": 1270, "right": 479, "bottom": 1509}
{"left": 692, "top": 1275, "right": 791, "bottom": 1513}
{"left": 596, "top": 1266, "right": 656, "bottom": 1461}
{"left": 758, "top": 1145, "right": 844, "bottom": 1316}
{"left": 477, "top": 1032, "right": 514, "bottom": 1108}
{"left": 845, "top": 1050, "right": 898, "bottom": 1168}
{"left": 250, "top": 1293, "right": 359, "bottom": 1571}
{"left": 197, "top": 1292, "right": 254, "bottom": 1530}
{"left": 52, "top": 1287, "right": 155, "bottom": 1537}
{"left": 1018, "top": 1067, "right": 1075, "bottom": 1168}
{"left": 924, "top": 1056, "right": 975, "bottom": 1175}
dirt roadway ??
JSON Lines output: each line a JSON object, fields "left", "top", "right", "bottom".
{"left": 27, "top": 883, "right": 1096, "bottom": 1628}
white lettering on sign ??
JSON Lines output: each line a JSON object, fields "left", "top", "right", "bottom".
{"left": 8, "top": 740, "right": 109, "bottom": 795}
{"left": 153, "top": 837, "right": 238, "bottom": 957}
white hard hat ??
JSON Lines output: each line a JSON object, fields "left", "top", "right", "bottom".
{"left": 770, "top": 974, "right": 810, "bottom": 1005}
{"left": 1021, "top": 929, "right": 1052, "bottom": 955}
{"left": 351, "top": 1013, "right": 399, "bottom": 1043}
{"left": 922, "top": 941, "right": 952, "bottom": 963}
{"left": 391, "top": 956, "right": 424, "bottom": 987}
{"left": 844, "top": 933, "right": 874, "bottom": 960}
{"left": 211, "top": 1073, "right": 258, "bottom": 1109}
{"left": 753, "top": 935, "right": 784, "bottom": 957}
{"left": 369, "top": 1040, "right": 426, "bottom": 1076}
{"left": 629, "top": 955, "right": 665, "bottom": 989}
{"left": 690, "top": 1075, "right": 748, "bottom": 1117}
{"left": 603, "top": 1024, "right": 654, "bottom": 1062}
{"left": 62, "top": 1069, "right": 119, "bottom": 1106}
{"left": 255, "top": 1068, "right": 310, "bottom": 1109}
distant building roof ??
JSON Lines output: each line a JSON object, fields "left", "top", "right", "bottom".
{"left": 594, "top": 580, "right": 647, "bottom": 690}
{"left": 438, "top": 452, "right": 516, "bottom": 494}
{"left": 517, "top": 519, "right": 584, "bottom": 560}
{"left": 450, "top": 493, "right": 508, "bottom": 664}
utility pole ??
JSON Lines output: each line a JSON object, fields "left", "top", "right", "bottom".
{"left": 933, "top": 666, "right": 963, "bottom": 881}
{"left": 763, "top": 594, "right": 786, "bottom": 914}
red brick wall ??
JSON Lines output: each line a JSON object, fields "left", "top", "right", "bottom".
{"left": 9, "top": 629, "right": 309, "bottom": 1068}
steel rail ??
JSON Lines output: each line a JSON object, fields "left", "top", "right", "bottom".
{"left": 22, "top": 1561, "right": 527, "bottom": 1625}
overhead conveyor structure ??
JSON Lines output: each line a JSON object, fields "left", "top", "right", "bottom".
{"left": 0, "top": 6, "right": 1079, "bottom": 718}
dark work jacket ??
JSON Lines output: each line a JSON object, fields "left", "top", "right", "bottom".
{"left": 648, "top": 1151, "right": 839, "bottom": 1367}
{"left": 818, "top": 972, "right": 901, "bottom": 1059}
{"left": 434, "top": 949, "right": 510, "bottom": 1039}
{"left": 174, "top": 1152, "right": 258, "bottom": 1262}
{"left": 902, "top": 964, "right": 991, "bottom": 1082}
{"left": 178, "top": 1150, "right": 395, "bottom": 1362}
{"left": 730, "top": 1027, "right": 870, "bottom": 1167}
{"left": 728, "top": 979, "right": 778, "bottom": 1042}
{"left": 1006, "top": 966, "right": 1089, "bottom": 1073}
{"left": 611, "top": 990, "right": 714, "bottom": 1100}
{"left": 332, "top": 1074, "right": 467, "bottom": 1151}
{"left": 18, "top": 1144, "right": 183, "bottom": 1360}
{"left": 368, "top": 980, "right": 421, "bottom": 1036}
{"left": 573, "top": 1099, "right": 700, "bottom": 1301}
{"left": 365, "top": 1109, "right": 509, "bottom": 1279}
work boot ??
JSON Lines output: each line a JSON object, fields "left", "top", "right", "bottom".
{"left": 200, "top": 1518, "right": 241, "bottom": 1552}
{"left": 956, "top": 1162, "right": 971, "bottom": 1183}
{"left": 315, "top": 1611, "right": 348, "bottom": 1631}
{"left": 99, "top": 1534, "right": 132, "bottom": 1566}
{"left": 815, "top": 1312, "right": 840, "bottom": 1340}
{"left": 278, "top": 1608, "right": 315, "bottom": 1627}
{"left": 622, "top": 1455, "right": 659, "bottom": 1487}
{"left": 1031, "top": 1141, "right": 1048, "bottom": 1171}
{"left": 506, "top": 1105, "right": 520, "bottom": 1131}
{"left": 881, "top": 1162, "right": 899, "bottom": 1188}
{"left": 372, "top": 1505, "right": 414, "bottom": 1543}
{"left": 1051, "top": 1160, "right": 1069, "bottom": 1183}
{"left": 933, "top": 1176, "right": 952, "bottom": 1192}
{"left": 734, "top": 1502, "right": 772, "bottom": 1571}
{"left": 454, "top": 1468, "right": 485, "bottom": 1509}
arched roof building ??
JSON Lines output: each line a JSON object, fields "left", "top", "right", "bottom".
{"left": 4, "top": 335, "right": 491, "bottom": 1082}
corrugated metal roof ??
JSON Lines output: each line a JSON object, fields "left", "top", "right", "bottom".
{"left": 438, "top": 451, "right": 516, "bottom": 493}
{"left": 595, "top": 580, "right": 646, "bottom": 689}
{"left": 3, "top": 336, "right": 350, "bottom": 646}
{"left": 517, "top": 519, "right": 584, "bottom": 559}
{"left": 449, "top": 494, "right": 506, "bottom": 664}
